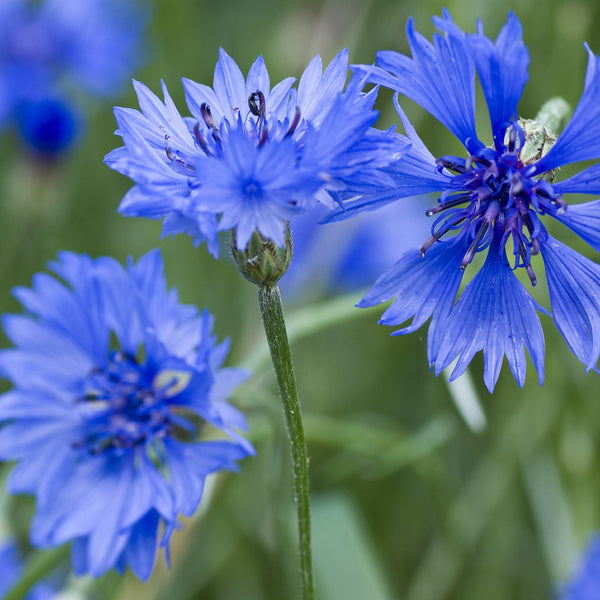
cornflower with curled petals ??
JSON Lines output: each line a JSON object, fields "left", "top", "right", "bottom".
{"left": 0, "top": 250, "right": 253, "bottom": 581}
{"left": 105, "top": 48, "right": 402, "bottom": 256}
{"left": 327, "top": 11, "right": 600, "bottom": 392}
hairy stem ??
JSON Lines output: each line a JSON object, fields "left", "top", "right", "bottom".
{"left": 257, "top": 283, "right": 313, "bottom": 600}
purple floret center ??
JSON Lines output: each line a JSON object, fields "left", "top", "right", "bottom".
{"left": 73, "top": 351, "right": 192, "bottom": 456}
{"left": 423, "top": 126, "right": 566, "bottom": 286}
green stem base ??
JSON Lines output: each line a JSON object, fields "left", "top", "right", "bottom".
{"left": 258, "top": 284, "right": 314, "bottom": 600}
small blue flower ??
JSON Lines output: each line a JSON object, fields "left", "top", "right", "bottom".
{"left": 329, "top": 11, "right": 600, "bottom": 392}
{"left": 105, "top": 49, "right": 399, "bottom": 256}
{"left": 0, "top": 0, "right": 147, "bottom": 155}
{"left": 15, "top": 96, "right": 80, "bottom": 158}
{"left": 561, "top": 534, "right": 600, "bottom": 599}
{"left": 0, "top": 250, "right": 253, "bottom": 581}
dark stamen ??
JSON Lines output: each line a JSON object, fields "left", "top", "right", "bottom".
{"left": 165, "top": 136, "right": 194, "bottom": 171}
{"left": 525, "top": 263, "right": 537, "bottom": 286}
{"left": 193, "top": 122, "right": 211, "bottom": 156}
{"left": 200, "top": 103, "right": 219, "bottom": 130}
{"left": 507, "top": 125, "right": 517, "bottom": 153}
{"left": 286, "top": 107, "right": 301, "bottom": 137}
{"left": 165, "top": 136, "right": 175, "bottom": 161}
{"left": 460, "top": 221, "right": 489, "bottom": 270}
{"left": 468, "top": 155, "right": 491, "bottom": 168}
{"left": 420, "top": 232, "right": 444, "bottom": 257}
{"left": 436, "top": 157, "right": 466, "bottom": 174}
{"left": 553, "top": 196, "right": 567, "bottom": 215}
{"left": 426, "top": 194, "right": 470, "bottom": 216}
{"left": 248, "top": 91, "right": 266, "bottom": 118}
{"left": 258, "top": 124, "right": 269, "bottom": 147}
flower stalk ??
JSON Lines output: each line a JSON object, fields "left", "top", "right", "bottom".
{"left": 257, "top": 283, "right": 314, "bottom": 600}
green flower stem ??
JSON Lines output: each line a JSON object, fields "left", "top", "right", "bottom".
{"left": 257, "top": 283, "right": 313, "bottom": 600}
{"left": 241, "top": 289, "right": 374, "bottom": 373}
{"left": 4, "top": 546, "right": 69, "bottom": 600}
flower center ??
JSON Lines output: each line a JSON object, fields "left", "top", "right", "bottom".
{"left": 422, "top": 125, "right": 566, "bottom": 286}
{"left": 242, "top": 179, "right": 262, "bottom": 199}
{"left": 73, "top": 351, "right": 192, "bottom": 456}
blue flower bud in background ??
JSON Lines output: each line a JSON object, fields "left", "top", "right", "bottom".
{"left": 15, "top": 97, "right": 79, "bottom": 159}
{"left": 0, "top": 250, "right": 253, "bottom": 581}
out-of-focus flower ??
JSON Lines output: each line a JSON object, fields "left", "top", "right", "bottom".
{"left": 561, "top": 534, "right": 600, "bottom": 599}
{"left": 0, "top": 0, "right": 148, "bottom": 157}
{"left": 280, "top": 197, "right": 430, "bottom": 300}
{"left": 0, "top": 250, "right": 253, "bottom": 581}
{"left": 15, "top": 97, "right": 80, "bottom": 159}
{"left": 0, "top": 540, "right": 57, "bottom": 599}
{"left": 105, "top": 49, "right": 403, "bottom": 256}
{"left": 328, "top": 11, "right": 600, "bottom": 392}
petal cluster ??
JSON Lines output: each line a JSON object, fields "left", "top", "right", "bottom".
{"left": 105, "top": 49, "right": 401, "bottom": 256}
{"left": 0, "top": 250, "right": 253, "bottom": 580}
{"left": 332, "top": 11, "right": 600, "bottom": 391}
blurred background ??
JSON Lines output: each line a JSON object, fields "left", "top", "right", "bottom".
{"left": 2, "top": 0, "right": 600, "bottom": 598}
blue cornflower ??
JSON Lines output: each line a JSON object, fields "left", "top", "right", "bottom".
{"left": 0, "top": 0, "right": 147, "bottom": 155}
{"left": 328, "top": 11, "right": 600, "bottom": 392}
{"left": 105, "top": 49, "right": 399, "bottom": 256}
{"left": 0, "top": 250, "right": 253, "bottom": 581}
{"left": 15, "top": 96, "right": 80, "bottom": 158}
{"left": 561, "top": 534, "right": 600, "bottom": 599}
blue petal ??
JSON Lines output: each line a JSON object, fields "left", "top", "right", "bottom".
{"left": 183, "top": 77, "right": 223, "bottom": 124}
{"left": 359, "top": 235, "right": 468, "bottom": 365}
{"left": 246, "top": 55, "right": 270, "bottom": 101}
{"left": 534, "top": 46, "right": 600, "bottom": 173}
{"left": 367, "top": 12, "right": 477, "bottom": 147}
{"left": 552, "top": 199, "right": 600, "bottom": 252}
{"left": 123, "top": 511, "right": 160, "bottom": 582}
{"left": 553, "top": 162, "right": 600, "bottom": 195}
{"left": 541, "top": 235, "right": 600, "bottom": 370}
{"left": 435, "top": 237, "right": 546, "bottom": 392}
{"left": 213, "top": 48, "right": 247, "bottom": 124}
{"left": 298, "top": 49, "right": 349, "bottom": 125}
{"left": 0, "top": 420, "right": 70, "bottom": 463}
{"left": 461, "top": 12, "right": 529, "bottom": 150}
{"left": 325, "top": 99, "right": 454, "bottom": 221}
{"left": 92, "top": 256, "right": 143, "bottom": 355}
{"left": 164, "top": 439, "right": 251, "bottom": 517}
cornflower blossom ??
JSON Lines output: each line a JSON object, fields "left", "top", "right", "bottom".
{"left": 328, "top": 11, "right": 600, "bottom": 392}
{"left": 561, "top": 534, "right": 600, "bottom": 599}
{"left": 105, "top": 48, "right": 401, "bottom": 257}
{"left": 0, "top": 0, "right": 147, "bottom": 156}
{"left": 0, "top": 250, "right": 253, "bottom": 581}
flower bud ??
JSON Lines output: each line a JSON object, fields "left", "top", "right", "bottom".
{"left": 231, "top": 226, "right": 293, "bottom": 285}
